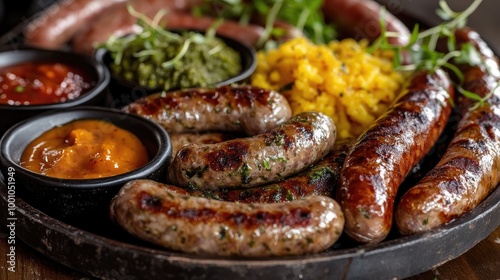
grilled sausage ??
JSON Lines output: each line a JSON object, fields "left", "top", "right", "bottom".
{"left": 72, "top": 10, "right": 266, "bottom": 54}
{"left": 395, "top": 28, "right": 500, "bottom": 235}
{"left": 110, "top": 179, "right": 345, "bottom": 257}
{"left": 24, "top": 0, "right": 204, "bottom": 50}
{"left": 338, "top": 69, "right": 454, "bottom": 243}
{"left": 141, "top": 141, "right": 349, "bottom": 203}
{"left": 125, "top": 141, "right": 349, "bottom": 203}
{"left": 167, "top": 112, "right": 337, "bottom": 190}
{"left": 122, "top": 85, "right": 292, "bottom": 136}
{"left": 197, "top": 140, "right": 351, "bottom": 203}
{"left": 23, "top": 0, "right": 127, "bottom": 49}
{"left": 322, "top": 0, "right": 410, "bottom": 46}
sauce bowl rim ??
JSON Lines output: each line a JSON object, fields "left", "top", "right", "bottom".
{"left": 0, "top": 105, "right": 172, "bottom": 189}
{"left": 0, "top": 47, "right": 111, "bottom": 111}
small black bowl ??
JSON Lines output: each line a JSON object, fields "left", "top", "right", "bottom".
{"left": 0, "top": 47, "right": 111, "bottom": 135}
{"left": 96, "top": 31, "right": 257, "bottom": 108}
{"left": 0, "top": 106, "right": 172, "bottom": 222}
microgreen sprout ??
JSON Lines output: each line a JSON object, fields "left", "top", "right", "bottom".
{"left": 194, "top": 0, "right": 336, "bottom": 47}
{"left": 369, "top": 0, "right": 483, "bottom": 74}
{"left": 102, "top": 4, "right": 223, "bottom": 69}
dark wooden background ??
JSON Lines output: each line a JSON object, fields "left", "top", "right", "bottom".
{"left": 1, "top": 225, "right": 499, "bottom": 279}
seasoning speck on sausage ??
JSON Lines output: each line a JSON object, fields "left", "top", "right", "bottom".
{"left": 110, "top": 179, "right": 345, "bottom": 257}
{"left": 167, "top": 111, "right": 337, "bottom": 190}
{"left": 122, "top": 85, "right": 292, "bottom": 136}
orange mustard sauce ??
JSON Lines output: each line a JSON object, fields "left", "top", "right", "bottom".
{"left": 0, "top": 62, "right": 93, "bottom": 105}
{"left": 20, "top": 120, "right": 149, "bottom": 179}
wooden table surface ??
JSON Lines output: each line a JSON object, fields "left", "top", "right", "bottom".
{"left": 1, "top": 225, "right": 499, "bottom": 280}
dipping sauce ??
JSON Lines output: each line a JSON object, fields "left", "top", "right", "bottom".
{"left": 104, "top": 30, "right": 241, "bottom": 91}
{"left": 20, "top": 120, "right": 149, "bottom": 179}
{"left": 0, "top": 62, "right": 94, "bottom": 105}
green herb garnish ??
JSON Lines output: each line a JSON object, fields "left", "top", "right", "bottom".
{"left": 369, "top": 0, "right": 483, "bottom": 73}
{"left": 194, "top": 0, "right": 336, "bottom": 47}
{"left": 369, "top": 0, "right": 486, "bottom": 105}
{"left": 101, "top": 5, "right": 240, "bottom": 90}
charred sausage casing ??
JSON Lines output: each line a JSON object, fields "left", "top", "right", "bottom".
{"left": 395, "top": 28, "right": 500, "bottom": 235}
{"left": 122, "top": 85, "right": 292, "bottom": 136}
{"left": 167, "top": 111, "right": 337, "bottom": 190}
{"left": 197, "top": 140, "right": 351, "bottom": 203}
{"left": 110, "top": 179, "right": 345, "bottom": 257}
{"left": 338, "top": 69, "right": 454, "bottom": 243}
{"left": 170, "top": 132, "right": 241, "bottom": 157}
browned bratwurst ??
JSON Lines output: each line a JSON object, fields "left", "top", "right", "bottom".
{"left": 322, "top": 0, "right": 410, "bottom": 46}
{"left": 168, "top": 112, "right": 337, "bottom": 190}
{"left": 71, "top": 9, "right": 266, "bottom": 54}
{"left": 193, "top": 140, "right": 351, "bottom": 203}
{"left": 338, "top": 69, "right": 454, "bottom": 244}
{"left": 24, "top": 0, "right": 204, "bottom": 49}
{"left": 122, "top": 85, "right": 292, "bottom": 136}
{"left": 395, "top": 28, "right": 500, "bottom": 235}
{"left": 23, "top": 0, "right": 126, "bottom": 49}
{"left": 117, "top": 140, "right": 349, "bottom": 203}
{"left": 134, "top": 141, "right": 350, "bottom": 203}
{"left": 110, "top": 179, "right": 345, "bottom": 257}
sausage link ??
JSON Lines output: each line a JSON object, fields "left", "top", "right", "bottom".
{"left": 110, "top": 179, "right": 345, "bottom": 257}
{"left": 122, "top": 85, "right": 292, "bottom": 136}
{"left": 197, "top": 140, "right": 351, "bottom": 203}
{"left": 167, "top": 112, "right": 337, "bottom": 190}
{"left": 24, "top": 0, "right": 205, "bottom": 50}
{"left": 23, "top": 0, "right": 127, "bottom": 49}
{"left": 395, "top": 28, "right": 500, "bottom": 235}
{"left": 338, "top": 69, "right": 454, "bottom": 243}
{"left": 322, "top": 0, "right": 410, "bottom": 46}
{"left": 72, "top": 10, "right": 265, "bottom": 54}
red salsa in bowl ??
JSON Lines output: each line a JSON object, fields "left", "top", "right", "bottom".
{"left": 0, "top": 62, "right": 94, "bottom": 105}
{"left": 0, "top": 47, "right": 110, "bottom": 135}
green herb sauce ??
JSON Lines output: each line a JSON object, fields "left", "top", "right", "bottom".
{"left": 103, "top": 8, "right": 242, "bottom": 91}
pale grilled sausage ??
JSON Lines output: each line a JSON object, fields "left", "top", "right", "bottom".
{"left": 122, "top": 85, "right": 292, "bottom": 136}
{"left": 338, "top": 69, "right": 454, "bottom": 243}
{"left": 110, "top": 179, "right": 345, "bottom": 257}
{"left": 395, "top": 28, "right": 500, "bottom": 235}
{"left": 167, "top": 112, "right": 337, "bottom": 190}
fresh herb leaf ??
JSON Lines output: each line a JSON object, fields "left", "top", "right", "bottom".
{"left": 370, "top": 0, "right": 485, "bottom": 104}
{"left": 196, "top": 0, "right": 336, "bottom": 46}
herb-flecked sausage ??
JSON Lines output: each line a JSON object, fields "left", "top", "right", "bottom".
{"left": 122, "top": 85, "right": 292, "bottom": 136}
{"left": 110, "top": 179, "right": 344, "bottom": 257}
{"left": 195, "top": 140, "right": 351, "bottom": 203}
{"left": 23, "top": 0, "right": 204, "bottom": 50}
{"left": 167, "top": 112, "right": 337, "bottom": 190}
{"left": 395, "top": 28, "right": 500, "bottom": 235}
{"left": 338, "top": 69, "right": 454, "bottom": 243}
